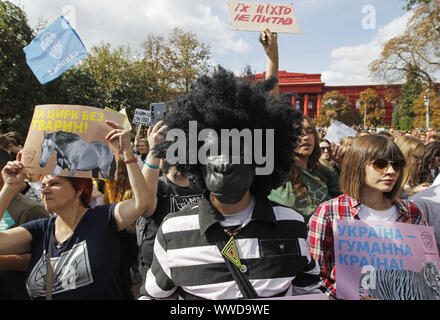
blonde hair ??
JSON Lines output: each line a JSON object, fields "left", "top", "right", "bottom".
{"left": 105, "top": 155, "right": 133, "bottom": 203}
{"left": 340, "top": 136, "right": 354, "bottom": 148}
{"left": 138, "top": 139, "right": 150, "bottom": 153}
{"left": 395, "top": 135, "right": 424, "bottom": 188}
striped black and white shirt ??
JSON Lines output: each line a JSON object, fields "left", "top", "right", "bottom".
{"left": 145, "top": 194, "right": 321, "bottom": 299}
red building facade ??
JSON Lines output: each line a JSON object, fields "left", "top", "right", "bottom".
{"left": 255, "top": 70, "right": 402, "bottom": 126}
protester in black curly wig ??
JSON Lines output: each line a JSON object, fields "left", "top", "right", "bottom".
{"left": 144, "top": 29, "right": 322, "bottom": 300}
{"left": 153, "top": 65, "right": 302, "bottom": 197}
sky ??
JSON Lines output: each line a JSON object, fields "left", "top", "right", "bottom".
{"left": 10, "top": 0, "right": 414, "bottom": 85}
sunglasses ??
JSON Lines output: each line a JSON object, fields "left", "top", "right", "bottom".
{"left": 320, "top": 146, "right": 331, "bottom": 152}
{"left": 370, "top": 159, "right": 405, "bottom": 172}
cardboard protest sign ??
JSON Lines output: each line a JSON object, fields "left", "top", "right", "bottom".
{"left": 118, "top": 108, "right": 132, "bottom": 130}
{"left": 334, "top": 219, "right": 440, "bottom": 300}
{"left": 105, "top": 107, "right": 132, "bottom": 130}
{"left": 324, "top": 120, "right": 357, "bottom": 144}
{"left": 132, "top": 108, "right": 152, "bottom": 126}
{"left": 228, "top": 2, "right": 301, "bottom": 33}
{"left": 21, "top": 105, "right": 125, "bottom": 180}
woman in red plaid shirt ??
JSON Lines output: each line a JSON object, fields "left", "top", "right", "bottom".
{"left": 308, "top": 134, "right": 429, "bottom": 299}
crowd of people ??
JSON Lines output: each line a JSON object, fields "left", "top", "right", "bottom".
{"left": 0, "top": 29, "right": 440, "bottom": 300}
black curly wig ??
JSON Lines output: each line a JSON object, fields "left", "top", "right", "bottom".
{"left": 153, "top": 66, "right": 303, "bottom": 197}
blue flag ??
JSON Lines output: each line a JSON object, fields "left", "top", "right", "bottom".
{"left": 23, "top": 16, "right": 87, "bottom": 84}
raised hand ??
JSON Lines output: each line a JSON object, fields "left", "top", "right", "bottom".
{"left": 105, "top": 120, "right": 132, "bottom": 154}
{"left": 147, "top": 120, "right": 168, "bottom": 151}
{"left": 259, "top": 28, "right": 278, "bottom": 60}
{"left": 1, "top": 161, "right": 26, "bottom": 192}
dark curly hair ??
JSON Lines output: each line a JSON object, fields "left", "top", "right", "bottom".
{"left": 152, "top": 66, "right": 303, "bottom": 197}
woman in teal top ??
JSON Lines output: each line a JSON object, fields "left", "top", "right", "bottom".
{"left": 268, "top": 116, "right": 341, "bottom": 223}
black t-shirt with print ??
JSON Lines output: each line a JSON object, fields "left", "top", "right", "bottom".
{"left": 137, "top": 176, "right": 203, "bottom": 282}
{"left": 22, "top": 204, "right": 122, "bottom": 300}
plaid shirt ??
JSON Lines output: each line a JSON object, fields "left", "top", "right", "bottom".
{"left": 307, "top": 194, "right": 428, "bottom": 299}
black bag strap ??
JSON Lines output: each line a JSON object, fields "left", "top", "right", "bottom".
{"left": 46, "top": 222, "right": 54, "bottom": 300}
{"left": 214, "top": 238, "right": 259, "bottom": 299}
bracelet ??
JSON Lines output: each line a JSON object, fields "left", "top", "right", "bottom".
{"left": 145, "top": 162, "right": 160, "bottom": 169}
{"left": 123, "top": 157, "right": 138, "bottom": 164}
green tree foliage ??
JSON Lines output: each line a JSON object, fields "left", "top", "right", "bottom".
{"left": 60, "top": 43, "right": 161, "bottom": 121}
{"left": 1, "top": 3, "right": 211, "bottom": 138}
{"left": 403, "top": 0, "right": 432, "bottom": 11}
{"left": 0, "top": 1, "right": 68, "bottom": 138}
{"left": 391, "top": 107, "right": 400, "bottom": 130}
{"left": 61, "top": 29, "right": 212, "bottom": 121}
{"left": 166, "top": 27, "right": 211, "bottom": 93}
{"left": 0, "top": 1, "right": 38, "bottom": 136}
{"left": 142, "top": 34, "right": 175, "bottom": 102}
{"left": 143, "top": 27, "right": 211, "bottom": 94}
{"left": 370, "top": 0, "right": 440, "bottom": 100}
{"left": 316, "top": 90, "right": 359, "bottom": 127}
{"left": 394, "top": 69, "right": 423, "bottom": 130}
{"left": 359, "top": 88, "right": 384, "bottom": 128}
{"left": 412, "top": 87, "right": 440, "bottom": 128}
{"left": 399, "top": 116, "right": 413, "bottom": 131}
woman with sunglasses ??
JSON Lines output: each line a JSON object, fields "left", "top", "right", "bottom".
{"left": 319, "top": 139, "right": 334, "bottom": 171}
{"left": 319, "top": 138, "right": 348, "bottom": 176}
{"left": 308, "top": 134, "right": 428, "bottom": 299}
{"left": 0, "top": 121, "right": 149, "bottom": 300}
{"left": 395, "top": 135, "right": 430, "bottom": 198}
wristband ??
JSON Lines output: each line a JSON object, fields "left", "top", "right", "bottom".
{"left": 145, "top": 162, "right": 160, "bottom": 169}
{"left": 123, "top": 157, "right": 138, "bottom": 164}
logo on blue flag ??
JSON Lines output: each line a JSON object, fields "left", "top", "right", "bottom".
{"left": 23, "top": 16, "right": 87, "bottom": 84}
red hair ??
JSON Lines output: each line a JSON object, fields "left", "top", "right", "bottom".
{"left": 40, "top": 175, "right": 93, "bottom": 207}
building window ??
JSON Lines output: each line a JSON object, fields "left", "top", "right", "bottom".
{"left": 296, "top": 100, "right": 300, "bottom": 111}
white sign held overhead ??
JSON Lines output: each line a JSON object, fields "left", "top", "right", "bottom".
{"left": 228, "top": 2, "right": 301, "bottom": 33}
{"left": 132, "top": 108, "right": 152, "bottom": 126}
{"left": 324, "top": 120, "right": 358, "bottom": 144}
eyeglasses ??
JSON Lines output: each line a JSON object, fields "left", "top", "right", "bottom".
{"left": 320, "top": 146, "right": 331, "bottom": 152}
{"left": 370, "top": 159, "right": 405, "bottom": 172}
